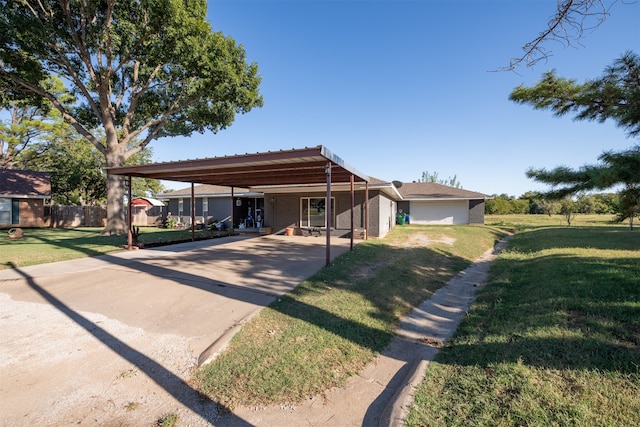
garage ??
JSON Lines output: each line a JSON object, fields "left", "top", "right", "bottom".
{"left": 395, "top": 182, "right": 488, "bottom": 225}
{"left": 410, "top": 200, "right": 469, "bottom": 225}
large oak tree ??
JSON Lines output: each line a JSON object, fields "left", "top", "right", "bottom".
{"left": 0, "top": 0, "right": 263, "bottom": 234}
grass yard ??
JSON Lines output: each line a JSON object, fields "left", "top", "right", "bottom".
{"left": 406, "top": 225, "right": 640, "bottom": 426}
{"left": 485, "top": 213, "right": 622, "bottom": 229}
{"left": 195, "top": 224, "right": 507, "bottom": 409}
{"left": 0, "top": 227, "right": 201, "bottom": 269}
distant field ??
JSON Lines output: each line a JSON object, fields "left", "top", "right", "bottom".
{"left": 485, "top": 214, "right": 623, "bottom": 229}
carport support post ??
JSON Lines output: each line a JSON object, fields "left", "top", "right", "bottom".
{"left": 191, "top": 183, "right": 195, "bottom": 241}
{"left": 127, "top": 176, "right": 133, "bottom": 250}
{"left": 365, "top": 181, "right": 369, "bottom": 240}
{"left": 325, "top": 163, "right": 332, "bottom": 266}
{"left": 350, "top": 174, "right": 354, "bottom": 251}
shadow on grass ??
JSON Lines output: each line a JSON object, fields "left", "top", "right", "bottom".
{"left": 505, "top": 226, "right": 639, "bottom": 252}
{"left": 1, "top": 228, "right": 121, "bottom": 260}
{"left": 437, "top": 228, "right": 640, "bottom": 375}
{"left": 0, "top": 227, "right": 230, "bottom": 269}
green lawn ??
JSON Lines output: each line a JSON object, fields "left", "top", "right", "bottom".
{"left": 0, "top": 227, "right": 201, "bottom": 269}
{"left": 195, "top": 224, "right": 507, "bottom": 409}
{"left": 406, "top": 225, "right": 640, "bottom": 426}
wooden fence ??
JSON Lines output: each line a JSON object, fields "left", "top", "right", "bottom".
{"left": 46, "top": 205, "right": 107, "bottom": 228}
{"left": 45, "top": 205, "right": 162, "bottom": 228}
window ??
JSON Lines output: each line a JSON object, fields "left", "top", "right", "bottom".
{"left": 202, "top": 198, "right": 208, "bottom": 220}
{"left": 0, "top": 198, "right": 10, "bottom": 224}
{"left": 178, "top": 198, "right": 184, "bottom": 218}
{"left": 300, "top": 197, "right": 335, "bottom": 228}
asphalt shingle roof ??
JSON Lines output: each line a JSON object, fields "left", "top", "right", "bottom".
{"left": 0, "top": 170, "right": 51, "bottom": 197}
{"left": 396, "top": 182, "right": 487, "bottom": 199}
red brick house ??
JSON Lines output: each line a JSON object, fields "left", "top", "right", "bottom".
{"left": 0, "top": 170, "right": 51, "bottom": 228}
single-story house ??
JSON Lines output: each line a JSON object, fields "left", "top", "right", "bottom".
{"left": 112, "top": 146, "right": 487, "bottom": 241}
{"left": 110, "top": 146, "right": 488, "bottom": 264}
{"left": 159, "top": 179, "right": 398, "bottom": 238}
{"left": 0, "top": 169, "right": 51, "bottom": 228}
{"left": 159, "top": 178, "right": 487, "bottom": 236}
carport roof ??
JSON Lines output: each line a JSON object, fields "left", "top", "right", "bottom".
{"left": 108, "top": 145, "right": 369, "bottom": 188}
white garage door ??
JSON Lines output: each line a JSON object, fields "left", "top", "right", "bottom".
{"left": 409, "top": 200, "right": 469, "bottom": 225}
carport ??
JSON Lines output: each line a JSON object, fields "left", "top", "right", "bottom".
{"left": 108, "top": 145, "right": 370, "bottom": 265}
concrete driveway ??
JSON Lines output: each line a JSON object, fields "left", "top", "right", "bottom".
{"left": 0, "top": 233, "right": 353, "bottom": 426}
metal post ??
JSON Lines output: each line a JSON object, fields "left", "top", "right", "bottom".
{"left": 325, "top": 163, "right": 332, "bottom": 266}
{"left": 350, "top": 174, "right": 354, "bottom": 251}
{"left": 231, "top": 187, "right": 235, "bottom": 235}
{"left": 365, "top": 181, "right": 369, "bottom": 240}
{"left": 191, "top": 183, "right": 195, "bottom": 241}
{"left": 127, "top": 176, "right": 133, "bottom": 250}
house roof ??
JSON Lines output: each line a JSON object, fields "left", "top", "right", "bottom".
{"left": 108, "top": 146, "right": 369, "bottom": 188}
{"left": 131, "top": 197, "right": 165, "bottom": 207}
{"left": 0, "top": 169, "right": 51, "bottom": 198}
{"left": 396, "top": 182, "right": 488, "bottom": 200}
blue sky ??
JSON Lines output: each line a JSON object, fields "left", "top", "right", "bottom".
{"left": 152, "top": 0, "right": 640, "bottom": 197}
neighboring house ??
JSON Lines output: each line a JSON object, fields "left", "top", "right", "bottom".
{"left": 395, "top": 182, "right": 487, "bottom": 225}
{"left": 0, "top": 169, "right": 51, "bottom": 228}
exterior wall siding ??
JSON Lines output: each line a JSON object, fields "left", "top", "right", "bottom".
{"left": 375, "top": 193, "right": 395, "bottom": 238}
{"left": 19, "top": 199, "right": 46, "bottom": 227}
{"left": 208, "top": 198, "right": 232, "bottom": 221}
{"left": 468, "top": 199, "right": 485, "bottom": 224}
{"left": 164, "top": 196, "right": 265, "bottom": 226}
{"left": 0, "top": 199, "right": 46, "bottom": 228}
{"left": 263, "top": 189, "right": 384, "bottom": 237}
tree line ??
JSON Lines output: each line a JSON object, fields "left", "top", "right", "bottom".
{"left": 486, "top": 192, "right": 621, "bottom": 216}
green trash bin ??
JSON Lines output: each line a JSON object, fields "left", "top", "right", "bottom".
{"left": 396, "top": 211, "right": 406, "bottom": 225}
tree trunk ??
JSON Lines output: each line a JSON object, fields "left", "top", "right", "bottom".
{"left": 104, "top": 172, "right": 126, "bottom": 235}
{"left": 102, "top": 138, "right": 127, "bottom": 235}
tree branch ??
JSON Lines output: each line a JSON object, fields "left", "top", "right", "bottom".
{"left": 7, "top": 75, "right": 106, "bottom": 155}
{"left": 499, "top": 0, "right": 615, "bottom": 71}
